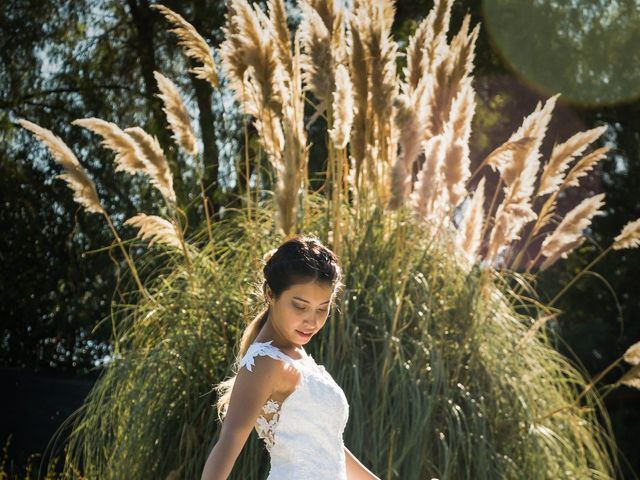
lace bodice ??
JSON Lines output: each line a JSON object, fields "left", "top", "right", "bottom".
{"left": 239, "top": 340, "right": 350, "bottom": 479}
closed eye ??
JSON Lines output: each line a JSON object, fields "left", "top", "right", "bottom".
{"left": 294, "top": 304, "right": 328, "bottom": 312}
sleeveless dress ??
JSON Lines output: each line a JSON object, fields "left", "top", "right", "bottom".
{"left": 239, "top": 340, "right": 350, "bottom": 479}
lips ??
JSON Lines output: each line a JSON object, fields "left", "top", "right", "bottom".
{"left": 297, "top": 330, "right": 313, "bottom": 337}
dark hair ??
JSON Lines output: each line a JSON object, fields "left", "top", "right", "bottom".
{"left": 213, "top": 234, "right": 343, "bottom": 421}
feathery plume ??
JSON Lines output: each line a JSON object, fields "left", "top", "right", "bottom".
{"left": 18, "top": 119, "right": 104, "bottom": 215}
{"left": 367, "top": 0, "right": 398, "bottom": 120}
{"left": 124, "top": 127, "right": 176, "bottom": 203}
{"left": 150, "top": 4, "right": 219, "bottom": 89}
{"left": 483, "top": 95, "right": 561, "bottom": 264}
{"left": 562, "top": 146, "right": 611, "bottom": 190}
{"left": 457, "top": 176, "right": 486, "bottom": 261}
{"left": 124, "top": 213, "right": 183, "bottom": 250}
{"left": 624, "top": 341, "right": 640, "bottom": 366}
{"left": 449, "top": 81, "right": 475, "bottom": 147}
{"left": 275, "top": 30, "right": 308, "bottom": 235}
{"left": 539, "top": 193, "right": 606, "bottom": 271}
{"left": 485, "top": 192, "right": 537, "bottom": 266}
{"left": 389, "top": 83, "right": 428, "bottom": 209}
{"left": 410, "top": 134, "right": 447, "bottom": 219}
{"left": 613, "top": 218, "right": 640, "bottom": 250}
{"left": 328, "top": 64, "right": 354, "bottom": 149}
{"left": 443, "top": 139, "right": 470, "bottom": 209}
{"left": 538, "top": 126, "right": 607, "bottom": 196}
{"left": 72, "top": 117, "right": 147, "bottom": 174}
{"left": 405, "top": 13, "right": 432, "bottom": 91}
{"left": 495, "top": 94, "right": 560, "bottom": 187}
{"left": 421, "top": 0, "right": 454, "bottom": 76}
{"left": 347, "top": 7, "right": 370, "bottom": 182}
{"left": 484, "top": 137, "right": 536, "bottom": 176}
{"left": 441, "top": 84, "right": 475, "bottom": 208}
{"left": 619, "top": 364, "right": 640, "bottom": 390}
{"left": 429, "top": 15, "right": 479, "bottom": 135}
{"left": 267, "top": 0, "right": 294, "bottom": 76}
{"left": 154, "top": 71, "right": 199, "bottom": 156}
{"left": 299, "top": 0, "right": 333, "bottom": 106}
{"left": 218, "top": 0, "right": 285, "bottom": 162}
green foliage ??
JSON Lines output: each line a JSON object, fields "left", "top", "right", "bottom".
{"left": 48, "top": 194, "right": 619, "bottom": 479}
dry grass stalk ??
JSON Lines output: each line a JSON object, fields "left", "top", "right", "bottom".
{"left": 18, "top": 119, "right": 104, "bottom": 215}
{"left": 150, "top": 4, "right": 219, "bottom": 89}
{"left": 328, "top": 63, "right": 354, "bottom": 149}
{"left": 612, "top": 218, "right": 640, "bottom": 250}
{"left": 624, "top": 341, "right": 640, "bottom": 365}
{"left": 456, "top": 176, "right": 486, "bottom": 262}
{"left": 153, "top": 71, "right": 199, "bottom": 156}
{"left": 71, "top": 117, "right": 147, "bottom": 174}
{"left": 124, "top": 213, "right": 183, "bottom": 250}
{"left": 537, "top": 126, "right": 607, "bottom": 196}
{"left": 124, "top": 126, "right": 176, "bottom": 203}
{"left": 539, "top": 193, "right": 606, "bottom": 271}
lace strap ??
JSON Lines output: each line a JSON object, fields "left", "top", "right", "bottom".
{"left": 239, "top": 340, "right": 297, "bottom": 372}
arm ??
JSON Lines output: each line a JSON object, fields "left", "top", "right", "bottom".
{"left": 201, "top": 356, "right": 283, "bottom": 480}
{"left": 344, "top": 445, "right": 382, "bottom": 480}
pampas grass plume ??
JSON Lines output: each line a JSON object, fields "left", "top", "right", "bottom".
{"left": 457, "top": 176, "right": 486, "bottom": 261}
{"left": 539, "top": 193, "right": 606, "bottom": 271}
{"left": 18, "top": 119, "right": 105, "bottom": 215}
{"left": 151, "top": 4, "right": 219, "bottom": 89}
{"left": 71, "top": 117, "right": 147, "bottom": 174}
{"left": 124, "top": 213, "right": 183, "bottom": 250}
{"left": 328, "top": 63, "right": 354, "bottom": 149}
{"left": 538, "top": 126, "right": 607, "bottom": 196}
{"left": 154, "top": 71, "right": 199, "bottom": 156}
{"left": 624, "top": 341, "right": 640, "bottom": 366}
{"left": 124, "top": 126, "right": 176, "bottom": 203}
{"left": 613, "top": 217, "right": 640, "bottom": 250}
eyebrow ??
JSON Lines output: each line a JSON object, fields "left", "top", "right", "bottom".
{"left": 293, "top": 296, "right": 331, "bottom": 305}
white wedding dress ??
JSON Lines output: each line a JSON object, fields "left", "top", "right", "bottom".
{"left": 239, "top": 340, "right": 350, "bottom": 479}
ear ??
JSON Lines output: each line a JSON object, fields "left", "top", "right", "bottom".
{"left": 265, "top": 285, "right": 274, "bottom": 303}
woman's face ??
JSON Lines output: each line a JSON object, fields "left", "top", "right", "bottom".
{"left": 267, "top": 280, "right": 334, "bottom": 345}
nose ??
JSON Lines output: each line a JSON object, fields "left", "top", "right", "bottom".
{"left": 305, "top": 312, "right": 321, "bottom": 329}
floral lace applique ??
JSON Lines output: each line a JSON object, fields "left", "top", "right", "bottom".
{"left": 255, "top": 398, "right": 282, "bottom": 451}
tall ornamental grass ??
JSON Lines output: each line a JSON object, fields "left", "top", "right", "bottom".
{"left": 16, "top": 0, "right": 640, "bottom": 478}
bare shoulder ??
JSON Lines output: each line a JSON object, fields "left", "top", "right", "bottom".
{"left": 219, "top": 355, "right": 284, "bottom": 440}
{"left": 238, "top": 353, "right": 300, "bottom": 396}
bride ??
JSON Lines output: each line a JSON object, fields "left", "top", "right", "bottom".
{"left": 201, "top": 235, "right": 380, "bottom": 479}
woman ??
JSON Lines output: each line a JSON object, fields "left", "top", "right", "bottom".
{"left": 201, "top": 235, "right": 381, "bottom": 479}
